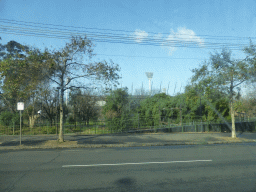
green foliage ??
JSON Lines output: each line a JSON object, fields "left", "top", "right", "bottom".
{"left": 39, "top": 36, "right": 121, "bottom": 141}
{"left": 192, "top": 48, "right": 250, "bottom": 99}
{"left": 244, "top": 40, "right": 256, "bottom": 86}
{"left": 44, "top": 36, "right": 120, "bottom": 92}
{"left": 0, "top": 111, "right": 19, "bottom": 126}
{"left": 11, "top": 113, "right": 20, "bottom": 125}
{"left": 69, "top": 89, "right": 99, "bottom": 124}
{"left": 67, "top": 116, "right": 76, "bottom": 124}
{"left": 0, "top": 111, "right": 12, "bottom": 126}
{"left": 41, "top": 125, "right": 56, "bottom": 134}
{"left": 102, "top": 88, "right": 130, "bottom": 131}
{"left": 234, "top": 93, "right": 256, "bottom": 117}
{"left": 190, "top": 48, "right": 255, "bottom": 133}
{"left": 103, "top": 88, "right": 129, "bottom": 117}
{"left": 0, "top": 42, "right": 50, "bottom": 113}
{"left": 183, "top": 84, "right": 230, "bottom": 122}
{"left": 0, "top": 40, "right": 29, "bottom": 60}
{"left": 139, "top": 93, "right": 174, "bottom": 127}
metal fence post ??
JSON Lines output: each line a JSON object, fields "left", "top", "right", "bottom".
{"left": 12, "top": 122, "right": 15, "bottom": 135}
{"left": 138, "top": 113, "right": 140, "bottom": 129}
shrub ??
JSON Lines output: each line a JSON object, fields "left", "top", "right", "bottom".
{"left": 67, "top": 116, "right": 76, "bottom": 124}
{"left": 0, "top": 111, "right": 12, "bottom": 126}
{"left": 0, "top": 111, "right": 19, "bottom": 126}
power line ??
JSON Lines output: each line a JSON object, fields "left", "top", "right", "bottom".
{"left": 0, "top": 18, "right": 253, "bottom": 50}
{"left": 0, "top": 23, "right": 250, "bottom": 46}
{"left": 0, "top": 27, "right": 246, "bottom": 50}
{"left": 96, "top": 54, "right": 205, "bottom": 60}
{"left": 1, "top": 18, "right": 255, "bottom": 39}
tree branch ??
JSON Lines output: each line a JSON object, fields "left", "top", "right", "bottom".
{"left": 47, "top": 76, "right": 60, "bottom": 86}
{"left": 233, "top": 79, "right": 246, "bottom": 88}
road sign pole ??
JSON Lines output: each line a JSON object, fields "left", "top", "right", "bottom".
{"left": 17, "top": 102, "right": 24, "bottom": 146}
{"left": 20, "top": 110, "right": 21, "bottom": 145}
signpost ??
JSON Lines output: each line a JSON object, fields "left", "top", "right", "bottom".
{"left": 17, "top": 102, "right": 24, "bottom": 145}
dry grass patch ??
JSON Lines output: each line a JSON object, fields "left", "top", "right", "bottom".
{"left": 42, "top": 140, "right": 78, "bottom": 147}
{"left": 217, "top": 137, "right": 246, "bottom": 142}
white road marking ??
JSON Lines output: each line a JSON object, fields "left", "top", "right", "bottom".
{"left": 62, "top": 160, "right": 212, "bottom": 167}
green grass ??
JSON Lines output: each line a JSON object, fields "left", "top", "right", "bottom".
{"left": 0, "top": 125, "right": 58, "bottom": 135}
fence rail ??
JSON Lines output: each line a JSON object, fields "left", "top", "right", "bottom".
{"left": 0, "top": 120, "right": 255, "bottom": 136}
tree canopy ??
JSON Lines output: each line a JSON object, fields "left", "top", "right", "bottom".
{"left": 0, "top": 36, "right": 121, "bottom": 141}
{"left": 41, "top": 36, "right": 121, "bottom": 142}
{"left": 191, "top": 48, "right": 254, "bottom": 138}
{"left": 102, "top": 88, "right": 130, "bottom": 131}
{"left": 0, "top": 41, "right": 50, "bottom": 113}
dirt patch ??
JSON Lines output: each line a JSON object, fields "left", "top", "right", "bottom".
{"left": 42, "top": 140, "right": 78, "bottom": 147}
{"left": 216, "top": 137, "right": 247, "bottom": 142}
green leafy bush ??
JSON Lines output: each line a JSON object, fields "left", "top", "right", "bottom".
{"left": 0, "top": 111, "right": 19, "bottom": 126}
{"left": 67, "top": 116, "right": 76, "bottom": 124}
{"left": 0, "top": 111, "right": 13, "bottom": 126}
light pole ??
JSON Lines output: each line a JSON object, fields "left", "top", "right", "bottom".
{"left": 145, "top": 72, "right": 153, "bottom": 95}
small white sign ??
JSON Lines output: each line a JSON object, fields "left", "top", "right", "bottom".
{"left": 17, "top": 102, "right": 24, "bottom": 110}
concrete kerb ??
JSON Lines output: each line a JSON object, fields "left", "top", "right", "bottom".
{"left": 1, "top": 139, "right": 256, "bottom": 150}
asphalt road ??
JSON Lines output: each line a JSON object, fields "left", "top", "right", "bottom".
{"left": 1, "top": 143, "right": 256, "bottom": 192}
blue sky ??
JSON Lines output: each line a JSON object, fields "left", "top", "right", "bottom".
{"left": 1, "top": 0, "right": 256, "bottom": 95}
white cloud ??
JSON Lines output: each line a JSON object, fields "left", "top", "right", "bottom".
{"left": 164, "top": 32, "right": 177, "bottom": 55}
{"left": 132, "top": 29, "right": 149, "bottom": 43}
{"left": 164, "top": 27, "right": 204, "bottom": 55}
{"left": 131, "top": 27, "right": 204, "bottom": 55}
{"left": 174, "top": 27, "right": 204, "bottom": 45}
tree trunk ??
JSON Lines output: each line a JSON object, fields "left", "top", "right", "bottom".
{"left": 231, "top": 101, "right": 236, "bottom": 138}
{"left": 87, "top": 118, "right": 89, "bottom": 126}
{"left": 50, "top": 118, "right": 53, "bottom": 127}
{"left": 58, "top": 89, "right": 64, "bottom": 142}
{"left": 29, "top": 114, "right": 39, "bottom": 128}
{"left": 230, "top": 77, "right": 236, "bottom": 138}
{"left": 28, "top": 96, "right": 38, "bottom": 128}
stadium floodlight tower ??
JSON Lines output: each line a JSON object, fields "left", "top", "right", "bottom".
{"left": 145, "top": 72, "right": 153, "bottom": 94}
